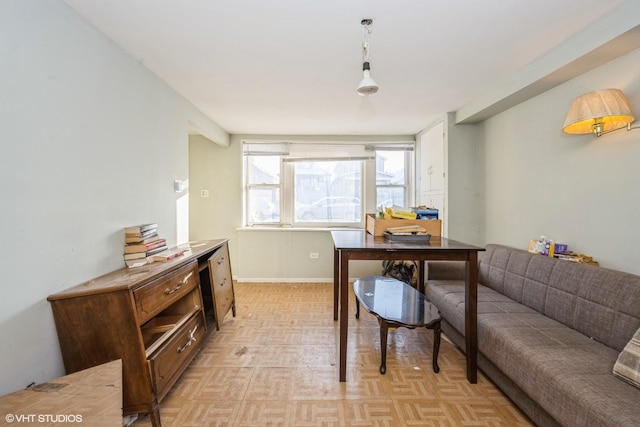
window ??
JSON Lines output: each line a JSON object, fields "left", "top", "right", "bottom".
{"left": 375, "top": 148, "right": 413, "bottom": 211}
{"left": 243, "top": 141, "right": 413, "bottom": 227}
{"left": 246, "top": 154, "right": 281, "bottom": 224}
{"left": 294, "top": 161, "right": 362, "bottom": 223}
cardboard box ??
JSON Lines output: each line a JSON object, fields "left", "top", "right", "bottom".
{"left": 365, "top": 213, "right": 442, "bottom": 237}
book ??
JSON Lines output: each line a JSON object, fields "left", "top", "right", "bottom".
{"left": 124, "top": 223, "right": 158, "bottom": 234}
{"left": 125, "top": 259, "right": 148, "bottom": 268}
{"left": 125, "top": 227, "right": 158, "bottom": 238}
{"left": 147, "top": 248, "right": 186, "bottom": 263}
{"left": 123, "top": 246, "right": 168, "bottom": 261}
{"left": 124, "top": 239, "right": 167, "bottom": 254}
{"left": 145, "top": 245, "right": 168, "bottom": 256}
{"left": 125, "top": 232, "right": 159, "bottom": 244}
{"left": 124, "top": 252, "right": 147, "bottom": 261}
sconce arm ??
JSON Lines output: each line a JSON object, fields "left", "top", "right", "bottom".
{"left": 595, "top": 122, "right": 639, "bottom": 137}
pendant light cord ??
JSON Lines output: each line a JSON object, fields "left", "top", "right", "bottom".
{"left": 362, "top": 20, "right": 372, "bottom": 63}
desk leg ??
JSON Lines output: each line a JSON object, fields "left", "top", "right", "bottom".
{"left": 333, "top": 247, "right": 339, "bottom": 321}
{"left": 465, "top": 251, "right": 478, "bottom": 384}
{"left": 339, "top": 253, "right": 349, "bottom": 382}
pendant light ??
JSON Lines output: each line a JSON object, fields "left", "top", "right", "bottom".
{"left": 357, "top": 19, "right": 379, "bottom": 96}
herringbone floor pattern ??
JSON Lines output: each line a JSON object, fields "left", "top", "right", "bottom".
{"left": 134, "top": 282, "right": 533, "bottom": 426}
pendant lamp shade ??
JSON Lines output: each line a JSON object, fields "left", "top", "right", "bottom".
{"left": 563, "top": 88, "right": 635, "bottom": 136}
{"left": 357, "top": 62, "right": 379, "bottom": 96}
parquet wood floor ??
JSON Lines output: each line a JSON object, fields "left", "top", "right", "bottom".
{"left": 134, "top": 282, "right": 533, "bottom": 426}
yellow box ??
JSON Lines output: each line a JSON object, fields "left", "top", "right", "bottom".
{"left": 365, "top": 214, "right": 442, "bottom": 237}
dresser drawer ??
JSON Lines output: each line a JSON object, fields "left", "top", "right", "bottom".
{"left": 149, "top": 311, "right": 205, "bottom": 401}
{"left": 211, "top": 255, "right": 232, "bottom": 294}
{"left": 134, "top": 261, "right": 199, "bottom": 325}
{"left": 210, "top": 245, "right": 231, "bottom": 280}
{"left": 208, "top": 244, "right": 235, "bottom": 329}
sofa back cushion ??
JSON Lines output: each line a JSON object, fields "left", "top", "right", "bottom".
{"left": 479, "top": 244, "right": 640, "bottom": 352}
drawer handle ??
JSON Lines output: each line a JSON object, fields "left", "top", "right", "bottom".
{"left": 177, "top": 326, "right": 198, "bottom": 353}
{"left": 217, "top": 257, "right": 225, "bottom": 266}
{"left": 164, "top": 272, "right": 193, "bottom": 295}
{"left": 219, "top": 277, "right": 227, "bottom": 287}
{"left": 164, "top": 284, "right": 182, "bottom": 295}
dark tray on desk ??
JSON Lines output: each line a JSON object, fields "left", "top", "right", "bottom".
{"left": 383, "top": 232, "right": 431, "bottom": 243}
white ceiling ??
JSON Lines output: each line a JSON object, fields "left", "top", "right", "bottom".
{"left": 64, "top": 0, "right": 631, "bottom": 136}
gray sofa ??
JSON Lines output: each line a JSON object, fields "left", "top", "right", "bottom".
{"left": 424, "top": 244, "right": 640, "bottom": 427}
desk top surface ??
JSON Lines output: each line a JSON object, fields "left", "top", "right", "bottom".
{"left": 48, "top": 239, "right": 228, "bottom": 300}
{"left": 331, "top": 230, "right": 483, "bottom": 252}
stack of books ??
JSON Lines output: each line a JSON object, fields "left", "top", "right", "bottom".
{"left": 123, "top": 223, "right": 167, "bottom": 268}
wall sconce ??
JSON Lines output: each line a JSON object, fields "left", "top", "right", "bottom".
{"left": 563, "top": 88, "right": 638, "bottom": 137}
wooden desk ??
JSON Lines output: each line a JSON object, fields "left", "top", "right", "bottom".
{"left": 0, "top": 360, "right": 122, "bottom": 426}
{"left": 331, "top": 230, "right": 483, "bottom": 383}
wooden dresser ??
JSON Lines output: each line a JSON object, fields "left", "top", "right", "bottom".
{"left": 47, "top": 239, "right": 235, "bottom": 427}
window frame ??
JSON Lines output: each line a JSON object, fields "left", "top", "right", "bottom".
{"left": 243, "top": 140, "right": 414, "bottom": 228}
{"left": 244, "top": 153, "right": 283, "bottom": 225}
{"left": 374, "top": 147, "right": 414, "bottom": 212}
{"left": 288, "top": 159, "right": 365, "bottom": 227}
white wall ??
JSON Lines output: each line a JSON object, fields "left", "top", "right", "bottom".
{"left": 446, "top": 115, "right": 483, "bottom": 245}
{"left": 0, "top": 1, "right": 227, "bottom": 394}
{"left": 481, "top": 48, "right": 640, "bottom": 274}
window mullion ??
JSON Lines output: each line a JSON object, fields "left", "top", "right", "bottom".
{"left": 282, "top": 161, "right": 293, "bottom": 225}
{"left": 364, "top": 158, "right": 377, "bottom": 214}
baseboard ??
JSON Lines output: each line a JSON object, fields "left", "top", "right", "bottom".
{"left": 235, "top": 277, "right": 335, "bottom": 283}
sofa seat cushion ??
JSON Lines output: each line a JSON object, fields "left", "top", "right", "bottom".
{"left": 426, "top": 279, "right": 640, "bottom": 427}
{"left": 425, "top": 280, "right": 538, "bottom": 334}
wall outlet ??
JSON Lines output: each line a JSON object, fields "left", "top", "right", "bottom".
{"left": 200, "top": 189, "right": 209, "bottom": 198}
{"left": 309, "top": 252, "right": 319, "bottom": 259}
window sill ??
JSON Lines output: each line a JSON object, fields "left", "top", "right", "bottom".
{"left": 237, "top": 225, "right": 363, "bottom": 232}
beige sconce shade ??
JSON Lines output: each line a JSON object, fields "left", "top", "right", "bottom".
{"left": 563, "top": 88, "right": 635, "bottom": 137}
